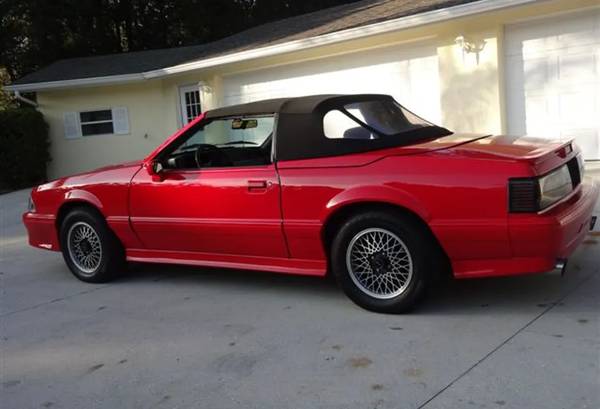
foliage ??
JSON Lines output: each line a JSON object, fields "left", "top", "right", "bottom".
{"left": 0, "top": 108, "right": 50, "bottom": 191}
{"left": 0, "top": 68, "right": 15, "bottom": 109}
{"left": 0, "top": 0, "right": 361, "bottom": 81}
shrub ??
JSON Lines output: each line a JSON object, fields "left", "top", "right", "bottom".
{"left": 0, "top": 108, "right": 50, "bottom": 192}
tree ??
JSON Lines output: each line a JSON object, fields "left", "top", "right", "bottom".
{"left": 0, "top": 68, "right": 15, "bottom": 109}
{"left": 249, "top": 0, "right": 360, "bottom": 24}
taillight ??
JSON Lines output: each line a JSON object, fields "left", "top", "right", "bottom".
{"left": 508, "top": 179, "right": 539, "bottom": 212}
{"left": 538, "top": 165, "right": 573, "bottom": 208}
{"left": 509, "top": 156, "right": 582, "bottom": 213}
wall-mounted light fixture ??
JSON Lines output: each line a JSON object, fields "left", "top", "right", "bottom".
{"left": 455, "top": 35, "right": 487, "bottom": 64}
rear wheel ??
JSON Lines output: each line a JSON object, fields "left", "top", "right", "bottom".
{"left": 59, "top": 208, "right": 125, "bottom": 283}
{"left": 331, "top": 211, "right": 431, "bottom": 313}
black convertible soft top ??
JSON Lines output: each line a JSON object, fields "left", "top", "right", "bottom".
{"left": 205, "top": 94, "right": 451, "bottom": 161}
{"left": 205, "top": 94, "right": 341, "bottom": 118}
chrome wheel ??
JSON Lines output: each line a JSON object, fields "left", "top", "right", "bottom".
{"left": 67, "top": 221, "right": 103, "bottom": 275}
{"left": 346, "top": 228, "right": 413, "bottom": 299}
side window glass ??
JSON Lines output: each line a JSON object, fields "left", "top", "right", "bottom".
{"left": 166, "top": 116, "right": 274, "bottom": 169}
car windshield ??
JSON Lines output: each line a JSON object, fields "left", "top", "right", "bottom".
{"left": 323, "top": 100, "right": 436, "bottom": 140}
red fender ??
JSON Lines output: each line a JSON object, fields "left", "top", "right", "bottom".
{"left": 321, "top": 185, "right": 430, "bottom": 223}
{"left": 63, "top": 189, "right": 105, "bottom": 215}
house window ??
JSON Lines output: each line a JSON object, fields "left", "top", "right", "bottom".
{"left": 179, "top": 85, "right": 202, "bottom": 125}
{"left": 80, "top": 110, "right": 114, "bottom": 136}
{"left": 63, "top": 107, "right": 130, "bottom": 139}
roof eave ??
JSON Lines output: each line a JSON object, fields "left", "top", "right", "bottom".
{"left": 3, "top": 73, "right": 145, "bottom": 92}
{"left": 4, "top": 0, "right": 541, "bottom": 93}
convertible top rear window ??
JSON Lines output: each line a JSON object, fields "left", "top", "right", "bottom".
{"left": 346, "top": 100, "right": 432, "bottom": 135}
{"left": 324, "top": 100, "right": 433, "bottom": 140}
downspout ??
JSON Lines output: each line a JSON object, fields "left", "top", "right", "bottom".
{"left": 13, "top": 90, "right": 38, "bottom": 107}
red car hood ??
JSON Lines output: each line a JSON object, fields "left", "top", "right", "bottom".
{"left": 40, "top": 160, "right": 144, "bottom": 190}
{"left": 90, "top": 160, "right": 144, "bottom": 173}
{"left": 66, "top": 159, "right": 144, "bottom": 181}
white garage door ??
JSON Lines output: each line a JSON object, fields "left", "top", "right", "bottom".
{"left": 222, "top": 42, "right": 442, "bottom": 124}
{"left": 505, "top": 10, "right": 600, "bottom": 160}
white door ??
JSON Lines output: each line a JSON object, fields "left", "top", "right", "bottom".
{"left": 222, "top": 42, "right": 441, "bottom": 124}
{"left": 179, "top": 84, "right": 202, "bottom": 126}
{"left": 505, "top": 10, "right": 600, "bottom": 160}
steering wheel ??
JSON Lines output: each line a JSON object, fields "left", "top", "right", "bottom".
{"left": 194, "top": 144, "right": 219, "bottom": 168}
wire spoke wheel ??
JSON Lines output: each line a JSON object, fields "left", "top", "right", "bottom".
{"left": 67, "top": 221, "right": 103, "bottom": 275}
{"left": 346, "top": 228, "right": 413, "bottom": 299}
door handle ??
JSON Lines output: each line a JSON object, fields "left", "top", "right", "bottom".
{"left": 248, "top": 180, "right": 268, "bottom": 191}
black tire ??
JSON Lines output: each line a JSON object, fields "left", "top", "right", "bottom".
{"left": 59, "top": 208, "right": 125, "bottom": 283}
{"left": 331, "top": 211, "right": 432, "bottom": 313}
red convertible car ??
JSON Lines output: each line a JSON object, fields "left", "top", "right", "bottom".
{"left": 24, "top": 94, "right": 598, "bottom": 312}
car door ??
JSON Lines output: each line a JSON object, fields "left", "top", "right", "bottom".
{"left": 129, "top": 115, "right": 288, "bottom": 259}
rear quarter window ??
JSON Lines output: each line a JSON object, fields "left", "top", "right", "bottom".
{"left": 322, "top": 100, "right": 432, "bottom": 141}
{"left": 323, "top": 110, "right": 375, "bottom": 140}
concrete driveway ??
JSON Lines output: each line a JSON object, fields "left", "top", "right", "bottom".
{"left": 1, "top": 188, "right": 599, "bottom": 409}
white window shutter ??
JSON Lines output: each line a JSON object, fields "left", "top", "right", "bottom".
{"left": 112, "top": 107, "right": 130, "bottom": 135}
{"left": 63, "top": 112, "right": 80, "bottom": 139}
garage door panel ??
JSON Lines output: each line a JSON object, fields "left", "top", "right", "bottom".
{"left": 557, "top": 14, "right": 600, "bottom": 49}
{"left": 506, "top": 12, "right": 600, "bottom": 56}
{"left": 223, "top": 42, "right": 441, "bottom": 123}
{"left": 566, "top": 129, "right": 599, "bottom": 159}
{"left": 559, "top": 52, "right": 596, "bottom": 82}
{"left": 506, "top": 10, "right": 600, "bottom": 160}
{"left": 559, "top": 91, "right": 597, "bottom": 127}
{"left": 524, "top": 95, "right": 553, "bottom": 135}
{"left": 523, "top": 57, "right": 551, "bottom": 90}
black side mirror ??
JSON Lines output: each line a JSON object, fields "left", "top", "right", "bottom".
{"left": 152, "top": 161, "right": 164, "bottom": 174}
{"left": 145, "top": 160, "right": 164, "bottom": 182}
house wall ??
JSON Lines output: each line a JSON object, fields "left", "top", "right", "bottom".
{"left": 37, "top": 0, "right": 599, "bottom": 179}
{"left": 38, "top": 81, "right": 168, "bottom": 178}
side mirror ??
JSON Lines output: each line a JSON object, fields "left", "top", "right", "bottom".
{"left": 145, "top": 160, "right": 164, "bottom": 182}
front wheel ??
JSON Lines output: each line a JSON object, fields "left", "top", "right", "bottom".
{"left": 331, "top": 211, "right": 431, "bottom": 313}
{"left": 59, "top": 208, "right": 125, "bottom": 283}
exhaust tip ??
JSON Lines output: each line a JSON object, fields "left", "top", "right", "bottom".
{"left": 554, "top": 259, "right": 568, "bottom": 276}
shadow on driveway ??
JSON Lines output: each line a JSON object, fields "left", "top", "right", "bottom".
{"left": 116, "top": 248, "right": 597, "bottom": 317}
